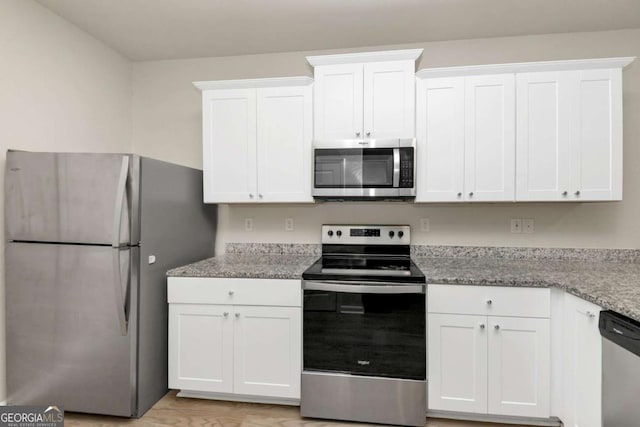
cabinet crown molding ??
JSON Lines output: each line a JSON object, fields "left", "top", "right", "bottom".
{"left": 416, "top": 57, "right": 635, "bottom": 79}
{"left": 193, "top": 76, "right": 313, "bottom": 91}
{"left": 306, "top": 49, "right": 423, "bottom": 67}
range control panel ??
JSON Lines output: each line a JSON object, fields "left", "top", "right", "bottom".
{"left": 322, "top": 225, "right": 410, "bottom": 245}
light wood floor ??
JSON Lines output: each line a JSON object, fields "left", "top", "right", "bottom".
{"left": 64, "top": 390, "right": 518, "bottom": 427}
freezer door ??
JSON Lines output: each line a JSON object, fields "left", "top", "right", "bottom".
{"left": 6, "top": 243, "right": 136, "bottom": 417}
{"left": 5, "top": 151, "right": 134, "bottom": 245}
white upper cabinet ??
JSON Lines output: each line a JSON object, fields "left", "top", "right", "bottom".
{"left": 416, "top": 74, "right": 515, "bottom": 202}
{"left": 313, "top": 64, "right": 363, "bottom": 140}
{"left": 256, "top": 85, "right": 313, "bottom": 202}
{"left": 517, "top": 68, "right": 623, "bottom": 201}
{"left": 308, "top": 49, "right": 422, "bottom": 140}
{"left": 417, "top": 57, "right": 632, "bottom": 203}
{"left": 195, "top": 77, "right": 314, "bottom": 204}
{"left": 516, "top": 71, "right": 572, "bottom": 201}
{"left": 202, "top": 88, "right": 257, "bottom": 203}
{"left": 571, "top": 69, "right": 622, "bottom": 201}
{"left": 464, "top": 74, "right": 515, "bottom": 202}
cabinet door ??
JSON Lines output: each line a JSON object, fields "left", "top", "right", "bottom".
{"left": 516, "top": 71, "right": 572, "bottom": 201}
{"left": 168, "top": 304, "right": 233, "bottom": 393}
{"left": 487, "top": 316, "right": 550, "bottom": 418}
{"left": 428, "top": 313, "right": 488, "bottom": 413}
{"left": 570, "top": 69, "right": 622, "bottom": 201}
{"left": 563, "top": 294, "right": 602, "bottom": 427}
{"left": 464, "top": 74, "right": 515, "bottom": 202}
{"left": 416, "top": 77, "right": 465, "bottom": 202}
{"left": 314, "top": 64, "right": 363, "bottom": 140}
{"left": 202, "top": 89, "right": 257, "bottom": 203}
{"left": 256, "top": 86, "right": 313, "bottom": 202}
{"left": 363, "top": 61, "right": 415, "bottom": 139}
{"left": 233, "top": 306, "right": 301, "bottom": 399}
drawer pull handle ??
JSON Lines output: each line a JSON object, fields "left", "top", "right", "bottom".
{"left": 486, "top": 299, "right": 492, "bottom": 305}
{"left": 479, "top": 324, "right": 485, "bottom": 329}
{"left": 494, "top": 325, "right": 500, "bottom": 330}
{"left": 223, "top": 312, "right": 229, "bottom": 317}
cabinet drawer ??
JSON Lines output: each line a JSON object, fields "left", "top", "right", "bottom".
{"left": 428, "top": 284, "right": 550, "bottom": 318}
{"left": 168, "top": 277, "right": 302, "bottom": 307}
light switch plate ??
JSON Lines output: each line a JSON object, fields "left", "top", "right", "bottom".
{"left": 420, "top": 218, "right": 430, "bottom": 232}
{"left": 244, "top": 218, "right": 253, "bottom": 232}
{"left": 148, "top": 255, "right": 156, "bottom": 265}
{"left": 285, "top": 218, "right": 294, "bottom": 232}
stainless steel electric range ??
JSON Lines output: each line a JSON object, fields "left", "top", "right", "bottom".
{"left": 301, "top": 225, "right": 426, "bottom": 427}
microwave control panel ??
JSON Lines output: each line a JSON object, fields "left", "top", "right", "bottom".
{"left": 400, "top": 148, "right": 414, "bottom": 188}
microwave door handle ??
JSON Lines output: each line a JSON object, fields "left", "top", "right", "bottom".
{"left": 393, "top": 148, "right": 400, "bottom": 188}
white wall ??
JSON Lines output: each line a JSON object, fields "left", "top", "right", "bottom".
{"left": 132, "top": 29, "right": 640, "bottom": 253}
{"left": 0, "top": 0, "right": 132, "bottom": 401}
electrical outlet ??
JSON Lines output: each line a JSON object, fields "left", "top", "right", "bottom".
{"left": 420, "top": 218, "right": 430, "bottom": 232}
{"left": 510, "top": 218, "right": 522, "bottom": 234}
{"left": 523, "top": 218, "right": 534, "bottom": 234}
{"left": 285, "top": 218, "right": 294, "bottom": 232}
{"left": 244, "top": 218, "right": 253, "bottom": 232}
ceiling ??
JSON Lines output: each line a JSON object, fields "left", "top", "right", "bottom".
{"left": 36, "top": 0, "right": 640, "bottom": 61}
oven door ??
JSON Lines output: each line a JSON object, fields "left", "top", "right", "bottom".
{"left": 303, "top": 280, "right": 426, "bottom": 380}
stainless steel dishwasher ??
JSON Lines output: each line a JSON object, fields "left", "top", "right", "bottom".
{"left": 599, "top": 310, "right": 640, "bottom": 427}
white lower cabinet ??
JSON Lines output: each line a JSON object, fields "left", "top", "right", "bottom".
{"left": 487, "top": 316, "right": 551, "bottom": 418}
{"left": 562, "top": 293, "right": 602, "bottom": 427}
{"left": 168, "top": 278, "right": 301, "bottom": 401}
{"left": 428, "top": 285, "right": 551, "bottom": 419}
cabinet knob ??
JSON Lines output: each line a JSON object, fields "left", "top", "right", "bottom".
{"left": 486, "top": 299, "right": 492, "bottom": 305}
{"left": 235, "top": 313, "right": 240, "bottom": 319}
{"left": 562, "top": 191, "right": 568, "bottom": 196}
{"left": 249, "top": 194, "right": 254, "bottom": 198}
{"left": 586, "top": 311, "right": 596, "bottom": 318}
{"left": 356, "top": 131, "right": 361, "bottom": 137}
{"left": 366, "top": 132, "right": 371, "bottom": 137}
{"left": 457, "top": 192, "right": 462, "bottom": 197}
{"left": 575, "top": 190, "right": 581, "bottom": 196}
{"left": 469, "top": 192, "right": 474, "bottom": 197}
{"left": 258, "top": 194, "right": 263, "bottom": 199}
{"left": 494, "top": 325, "right": 500, "bottom": 330}
{"left": 223, "top": 312, "right": 229, "bottom": 317}
{"left": 479, "top": 324, "right": 485, "bottom": 329}
{"left": 228, "top": 290, "right": 234, "bottom": 296}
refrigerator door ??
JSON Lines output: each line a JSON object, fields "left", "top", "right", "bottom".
{"left": 6, "top": 242, "right": 137, "bottom": 417}
{"left": 5, "top": 151, "right": 136, "bottom": 246}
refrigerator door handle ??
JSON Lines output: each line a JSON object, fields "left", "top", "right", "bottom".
{"left": 112, "top": 156, "right": 130, "bottom": 248}
{"left": 112, "top": 249, "right": 128, "bottom": 336}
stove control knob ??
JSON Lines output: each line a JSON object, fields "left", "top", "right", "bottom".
{"left": 398, "top": 231, "right": 404, "bottom": 238}
{"left": 336, "top": 230, "right": 342, "bottom": 237}
{"left": 327, "top": 230, "right": 333, "bottom": 237}
{"left": 389, "top": 231, "right": 395, "bottom": 238}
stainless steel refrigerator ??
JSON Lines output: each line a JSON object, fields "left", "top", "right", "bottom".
{"left": 5, "top": 151, "right": 217, "bottom": 417}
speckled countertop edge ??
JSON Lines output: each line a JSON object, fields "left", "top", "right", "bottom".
{"left": 168, "top": 243, "right": 640, "bottom": 322}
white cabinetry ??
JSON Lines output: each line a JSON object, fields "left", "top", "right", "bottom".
{"left": 195, "top": 78, "right": 313, "bottom": 203}
{"left": 168, "top": 278, "right": 302, "bottom": 402}
{"left": 416, "top": 57, "right": 632, "bottom": 203}
{"left": 562, "top": 293, "right": 602, "bottom": 427}
{"left": 516, "top": 69, "right": 623, "bottom": 201}
{"left": 428, "top": 284, "right": 551, "bottom": 419}
{"left": 416, "top": 74, "right": 515, "bottom": 202}
{"left": 308, "top": 49, "right": 422, "bottom": 140}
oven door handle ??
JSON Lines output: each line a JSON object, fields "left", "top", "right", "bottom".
{"left": 303, "top": 280, "right": 425, "bottom": 294}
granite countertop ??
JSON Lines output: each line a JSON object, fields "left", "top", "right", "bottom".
{"left": 167, "top": 253, "right": 319, "bottom": 280}
{"left": 415, "top": 257, "right": 640, "bottom": 322}
{"left": 167, "top": 244, "right": 640, "bottom": 323}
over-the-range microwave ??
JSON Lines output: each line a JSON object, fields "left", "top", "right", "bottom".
{"left": 312, "top": 138, "right": 416, "bottom": 200}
